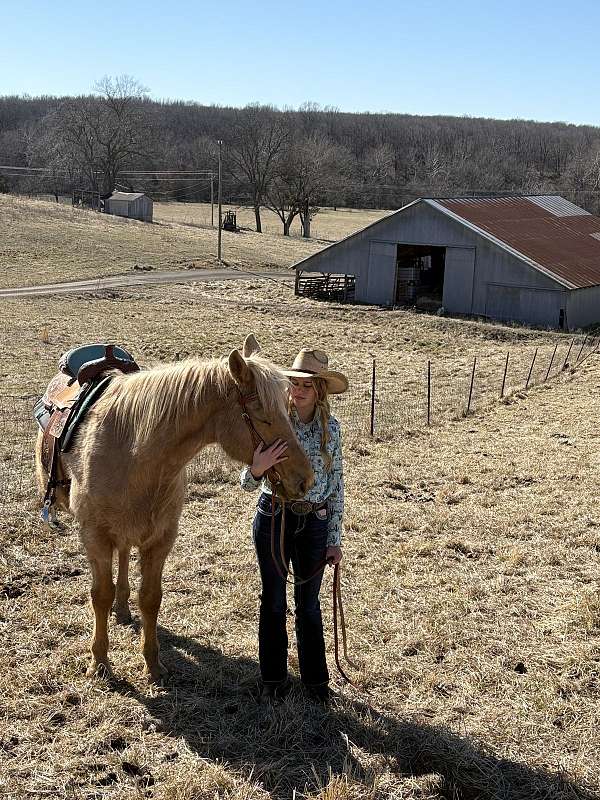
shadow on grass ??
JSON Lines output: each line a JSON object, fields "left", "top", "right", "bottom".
{"left": 108, "top": 624, "right": 597, "bottom": 800}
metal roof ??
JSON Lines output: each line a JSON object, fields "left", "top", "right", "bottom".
{"left": 429, "top": 195, "right": 600, "bottom": 290}
{"left": 107, "top": 192, "right": 147, "bottom": 202}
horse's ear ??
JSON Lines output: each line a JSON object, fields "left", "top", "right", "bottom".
{"left": 228, "top": 349, "right": 253, "bottom": 388}
{"left": 243, "top": 334, "right": 261, "bottom": 358}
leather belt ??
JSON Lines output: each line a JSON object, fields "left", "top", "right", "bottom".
{"left": 269, "top": 496, "right": 327, "bottom": 515}
{"left": 290, "top": 499, "right": 327, "bottom": 515}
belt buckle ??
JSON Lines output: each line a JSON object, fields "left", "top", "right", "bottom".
{"left": 291, "top": 500, "right": 312, "bottom": 515}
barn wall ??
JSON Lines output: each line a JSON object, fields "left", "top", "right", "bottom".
{"left": 566, "top": 285, "right": 600, "bottom": 328}
{"left": 132, "top": 196, "right": 153, "bottom": 222}
{"left": 468, "top": 237, "right": 567, "bottom": 327}
{"left": 106, "top": 199, "right": 129, "bottom": 218}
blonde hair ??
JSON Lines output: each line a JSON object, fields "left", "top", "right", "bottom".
{"left": 288, "top": 376, "right": 332, "bottom": 472}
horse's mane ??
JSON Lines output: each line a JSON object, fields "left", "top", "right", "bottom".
{"left": 98, "top": 353, "right": 289, "bottom": 447}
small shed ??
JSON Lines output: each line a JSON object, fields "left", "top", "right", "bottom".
{"left": 104, "top": 192, "right": 153, "bottom": 223}
{"left": 293, "top": 195, "right": 600, "bottom": 330}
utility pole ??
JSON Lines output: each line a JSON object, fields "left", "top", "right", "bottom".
{"left": 210, "top": 173, "right": 214, "bottom": 227}
{"left": 217, "top": 141, "right": 223, "bottom": 262}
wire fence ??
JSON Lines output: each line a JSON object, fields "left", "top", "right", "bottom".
{"left": 1, "top": 335, "right": 597, "bottom": 516}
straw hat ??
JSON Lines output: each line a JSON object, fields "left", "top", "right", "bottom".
{"left": 283, "top": 348, "right": 349, "bottom": 394}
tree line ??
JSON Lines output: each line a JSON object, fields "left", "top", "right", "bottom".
{"left": 2, "top": 76, "right": 600, "bottom": 236}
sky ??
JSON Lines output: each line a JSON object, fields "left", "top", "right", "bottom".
{"left": 1, "top": 0, "right": 599, "bottom": 126}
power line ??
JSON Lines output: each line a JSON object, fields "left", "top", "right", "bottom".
{"left": 118, "top": 170, "right": 215, "bottom": 175}
{"left": 0, "top": 165, "right": 57, "bottom": 172}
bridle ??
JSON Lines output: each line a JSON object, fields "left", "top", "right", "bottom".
{"left": 237, "top": 388, "right": 358, "bottom": 685}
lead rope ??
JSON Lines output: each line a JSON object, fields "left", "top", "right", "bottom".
{"left": 333, "top": 563, "right": 360, "bottom": 685}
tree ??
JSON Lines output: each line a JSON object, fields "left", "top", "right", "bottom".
{"left": 26, "top": 122, "right": 76, "bottom": 201}
{"left": 227, "top": 105, "right": 288, "bottom": 232}
{"left": 293, "top": 135, "right": 350, "bottom": 237}
{"left": 265, "top": 169, "right": 300, "bottom": 236}
{"left": 53, "top": 75, "right": 151, "bottom": 194}
{"left": 266, "top": 134, "right": 351, "bottom": 237}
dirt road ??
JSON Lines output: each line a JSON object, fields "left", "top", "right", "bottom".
{"left": 0, "top": 268, "right": 292, "bottom": 298}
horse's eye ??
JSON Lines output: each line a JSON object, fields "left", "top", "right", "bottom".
{"left": 249, "top": 401, "right": 270, "bottom": 425}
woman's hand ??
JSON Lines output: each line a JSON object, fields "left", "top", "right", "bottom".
{"left": 251, "top": 440, "right": 288, "bottom": 479}
{"left": 326, "top": 546, "right": 342, "bottom": 566}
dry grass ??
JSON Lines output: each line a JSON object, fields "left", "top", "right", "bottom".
{"left": 152, "top": 202, "right": 389, "bottom": 241}
{"left": 0, "top": 196, "right": 386, "bottom": 289}
{"left": 1, "top": 276, "right": 599, "bottom": 799}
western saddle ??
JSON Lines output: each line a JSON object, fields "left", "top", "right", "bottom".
{"left": 34, "top": 343, "right": 140, "bottom": 522}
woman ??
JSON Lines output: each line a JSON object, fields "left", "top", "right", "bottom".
{"left": 240, "top": 348, "right": 348, "bottom": 703}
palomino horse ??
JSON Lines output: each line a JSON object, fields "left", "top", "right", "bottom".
{"left": 35, "top": 335, "right": 313, "bottom": 682}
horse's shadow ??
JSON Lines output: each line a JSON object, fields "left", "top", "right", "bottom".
{"left": 110, "top": 624, "right": 596, "bottom": 800}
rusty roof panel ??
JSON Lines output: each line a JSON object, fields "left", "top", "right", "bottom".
{"left": 432, "top": 196, "right": 600, "bottom": 289}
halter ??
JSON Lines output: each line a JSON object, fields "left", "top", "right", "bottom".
{"left": 237, "top": 389, "right": 282, "bottom": 487}
{"left": 236, "top": 387, "right": 358, "bottom": 685}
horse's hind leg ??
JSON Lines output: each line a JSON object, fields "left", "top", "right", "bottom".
{"left": 138, "top": 532, "right": 176, "bottom": 684}
{"left": 85, "top": 531, "right": 115, "bottom": 677}
{"left": 114, "top": 545, "right": 132, "bottom": 624}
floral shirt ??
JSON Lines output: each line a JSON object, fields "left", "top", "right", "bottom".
{"left": 240, "top": 412, "right": 345, "bottom": 546}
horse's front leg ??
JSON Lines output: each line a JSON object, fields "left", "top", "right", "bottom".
{"left": 113, "top": 545, "right": 132, "bottom": 624}
{"left": 85, "top": 531, "right": 115, "bottom": 678}
{"left": 139, "top": 531, "right": 176, "bottom": 683}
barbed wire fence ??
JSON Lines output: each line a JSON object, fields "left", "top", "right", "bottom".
{"left": 1, "top": 335, "right": 598, "bottom": 518}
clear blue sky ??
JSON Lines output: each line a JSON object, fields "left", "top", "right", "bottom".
{"left": 1, "top": 0, "right": 599, "bottom": 126}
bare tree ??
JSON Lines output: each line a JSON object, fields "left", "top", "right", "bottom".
{"left": 26, "top": 122, "right": 77, "bottom": 201}
{"left": 52, "top": 75, "right": 150, "bottom": 194}
{"left": 227, "top": 105, "right": 288, "bottom": 232}
{"left": 294, "top": 135, "right": 351, "bottom": 237}
{"left": 265, "top": 134, "right": 351, "bottom": 237}
{"left": 265, "top": 169, "right": 300, "bottom": 236}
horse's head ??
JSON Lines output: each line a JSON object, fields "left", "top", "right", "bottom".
{"left": 225, "top": 335, "right": 314, "bottom": 500}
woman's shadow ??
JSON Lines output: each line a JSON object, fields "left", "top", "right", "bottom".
{"left": 110, "top": 624, "right": 597, "bottom": 800}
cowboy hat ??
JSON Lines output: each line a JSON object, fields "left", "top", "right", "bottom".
{"left": 283, "top": 348, "right": 349, "bottom": 394}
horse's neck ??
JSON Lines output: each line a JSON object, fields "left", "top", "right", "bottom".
{"left": 142, "top": 372, "right": 231, "bottom": 469}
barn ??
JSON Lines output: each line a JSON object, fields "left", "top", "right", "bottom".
{"left": 293, "top": 195, "right": 600, "bottom": 330}
{"left": 104, "top": 191, "right": 153, "bottom": 223}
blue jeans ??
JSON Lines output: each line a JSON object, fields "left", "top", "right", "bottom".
{"left": 253, "top": 493, "right": 329, "bottom": 686}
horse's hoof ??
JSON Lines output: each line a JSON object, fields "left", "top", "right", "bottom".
{"left": 113, "top": 607, "right": 133, "bottom": 625}
{"left": 145, "top": 661, "right": 169, "bottom": 686}
{"left": 86, "top": 660, "right": 113, "bottom": 679}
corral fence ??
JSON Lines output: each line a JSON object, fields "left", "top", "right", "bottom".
{"left": 1, "top": 335, "right": 598, "bottom": 514}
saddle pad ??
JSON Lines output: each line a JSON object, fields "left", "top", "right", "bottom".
{"left": 61, "top": 376, "right": 113, "bottom": 452}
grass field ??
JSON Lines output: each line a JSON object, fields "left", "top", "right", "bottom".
{"left": 152, "top": 201, "right": 389, "bottom": 240}
{"left": 0, "top": 195, "right": 387, "bottom": 289}
{"left": 1, "top": 197, "right": 599, "bottom": 799}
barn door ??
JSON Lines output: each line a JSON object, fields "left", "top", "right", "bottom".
{"left": 365, "top": 241, "right": 397, "bottom": 305}
{"left": 442, "top": 247, "right": 476, "bottom": 313}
